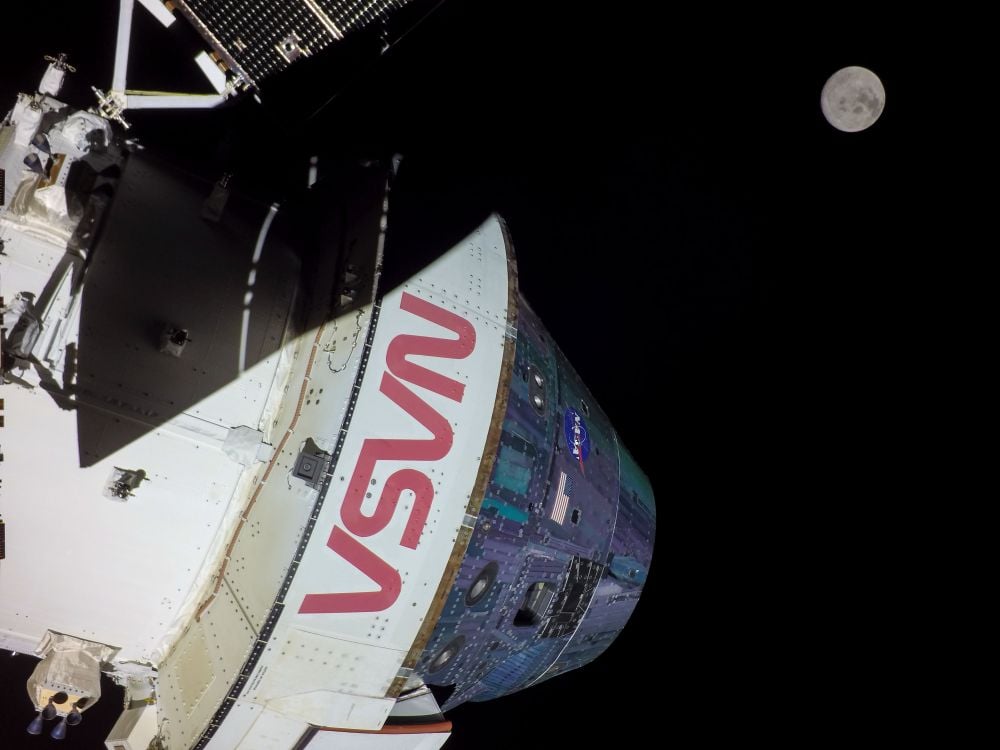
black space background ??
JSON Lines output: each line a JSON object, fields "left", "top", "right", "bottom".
{"left": 1, "top": 1, "right": 950, "bottom": 747}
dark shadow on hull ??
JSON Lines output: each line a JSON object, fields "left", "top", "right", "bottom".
{"left": 72, "top": 151, "right": 390, "bottom": 467}
{"left": 379, "top": 154, "right": 496, "bottom": 293}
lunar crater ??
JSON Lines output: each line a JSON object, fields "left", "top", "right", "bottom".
{"left": 821, "top": 66, "right": 885, "bottom": 132}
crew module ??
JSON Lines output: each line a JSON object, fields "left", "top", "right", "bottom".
{"left": 0, "top": 3, "right": 655, "bottom": 748}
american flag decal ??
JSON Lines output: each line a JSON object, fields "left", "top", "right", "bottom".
{"left": 550, "top": 471, "right": 573, "bottom": 525}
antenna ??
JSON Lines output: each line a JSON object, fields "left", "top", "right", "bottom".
{"left": 91, "top": 87, "right": 131, "bottom": 130}
{"left": 39, "top": 53, "right": 76, "bottom": 96}
{"left": 43, "top": 53, "right": 77, "bottom": 73}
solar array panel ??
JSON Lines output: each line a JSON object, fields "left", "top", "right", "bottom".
{"left": 173, "top": 0, "right": 414, "bottom": 87}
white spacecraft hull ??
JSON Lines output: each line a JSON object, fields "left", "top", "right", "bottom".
{"left": 2, "top": 7, "right": 656, "bottom": 744}
{"left": 1, "top": 58, "right": 514, "bottom": 747}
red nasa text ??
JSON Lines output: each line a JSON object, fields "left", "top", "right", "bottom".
{"left": 299, "top": 292, "right": 476, "bottom": 614}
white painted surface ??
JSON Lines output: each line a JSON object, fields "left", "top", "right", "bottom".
{"left": 239, "top": 204, "right": 280, "bottom": 373}
{"left": 199, "top": 700, "right": 263, "bottom": 750}
{"left": 39, "top": 65, "right": 66, "bottom": 97}
{"left": 0, "top": 398, "right": 246, "bottom": 659}
{"left": 0, "top": 294, "right": 299, "bottom": 664}
{"left": 254, "top": 627, "right": 406, "bottom": 701}
{"left": 154, "top": 582, "right": 257, "bottom": 750}
{"left": 232, "top": 707, "right": 310, "bottom": 750}
{"left": 389, "top": 689, "right": 442, "bottom": 719}
{"left": 0, "top": 130, "right": 301, "bottom": 666}
{"left": 1, "top": 99, "right": 511, "bottom": 747}
{"left": 104, "top": 704, "right": 159, "bottom": 750}
{"left": 137, "top": 0, "right": 176, "bottom": 28}
{"left": 113, "top": 0, "right": 135, "bottom": 93}
{"left": 194, "top": 51, "right": 228, "bottom": 95}
{"left": 308, "top": 730, "right": 450, "bottom": 750}
{"left": 265, "top": 692, "right": 395, "bottom": 734}
{"left": 280, "top": 218, "right": 509, "bottom": 640}
{"left": 125, "top": 94, "right": 225, "bottom": 109}
{"left": 157, "top": 217, "right": 510, "bottom": 745}
{"left": 224, "top": 305, "right": 376, "bottom": 633}
{"left": 240, "top": 217, "right": 510, "bottom": 730}
{"left": 144, "top": 171, "right": 391, "bottom": 748}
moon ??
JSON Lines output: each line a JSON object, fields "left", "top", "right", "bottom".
{"left": 820, "top": 66, "right": 885, "bottom": 132}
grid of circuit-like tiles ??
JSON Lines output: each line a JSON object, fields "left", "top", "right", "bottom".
{"left": 323, "top": 0, "right": 410, "bottom": 33}
{"left": 178, "top": 0, "right": 412, "bottom": 85}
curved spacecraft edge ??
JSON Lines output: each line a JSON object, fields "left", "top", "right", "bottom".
{"left": 0, "top": 32, "right": 655, "bottom": 750}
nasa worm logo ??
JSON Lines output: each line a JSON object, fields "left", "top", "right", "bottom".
{"left": 300, "top": 292, "right": 476, "bottom": 615}
{"left": 564, "top": 407, "right": 590, "bottom": 470}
